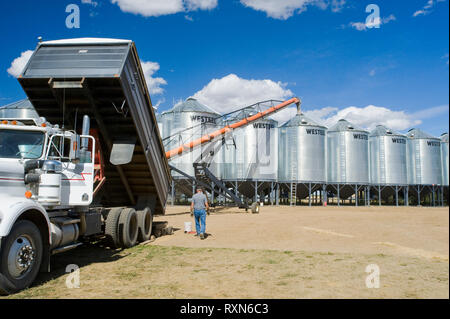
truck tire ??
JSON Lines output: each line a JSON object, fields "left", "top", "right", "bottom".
{"left": 105, "top": 208, "right": 123, "bottom": 248}
{"left": 118, "top": 208, "right": 138, "bottom": 248}
{"left": 136, "top": 207, "right": 153, "bottom": 242}
{"left": 251, "top": 202, "right": 260, "bottom": 214}
{"left": 0, "top": 220, "right": 43, "bottom": 295}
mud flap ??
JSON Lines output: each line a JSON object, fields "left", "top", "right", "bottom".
{"left": 40, "top": 243, "right": 51, "bottom": 273}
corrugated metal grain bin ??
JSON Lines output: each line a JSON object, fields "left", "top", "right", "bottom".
{"left": 222, "top": 107, "right": 278, "bottom": 182}
{"left": 156, "top": 113, "right": 164, "bottom": 138}
{"left": 162, "top": 98, "right": 221, "bottom": 178}
{"left": 278, "top": 112, "right": 327, "bottom": 184}
{"left": 369, "top": 125, "right": 408, "bottom": 185}
{"left": 17, "top": 38, "right": 171, "bottom": 214}
{"left": 440, "top": 133, "right": 449, "bottom": 186}
{"left": 406, "top": 128, "right": 442, "bottom": 185}
{"left": 327, "top": 119, "right": 370, "bottom": 185}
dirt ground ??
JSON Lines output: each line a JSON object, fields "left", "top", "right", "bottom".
{"left": 156, "top": 206, "right": 449, "bottom": 259}
{"left": 3, "top": 205, "right": 449, "bottom": 299}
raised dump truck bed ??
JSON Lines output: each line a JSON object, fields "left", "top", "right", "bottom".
{"left": 18, "top": 38, "right": 170, "bottom": 215}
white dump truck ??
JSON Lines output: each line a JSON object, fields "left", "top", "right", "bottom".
{"left": 0, "top": 38, "right": 171, "bottom": 294}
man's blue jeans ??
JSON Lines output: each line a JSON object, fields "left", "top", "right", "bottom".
{"left": 194, "top": 209, "right": 206, "bottom": 235}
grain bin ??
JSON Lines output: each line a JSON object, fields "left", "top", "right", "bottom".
{"left": 327, "top": 119, "right": 369, "bottom": 199}
{"left": 278, "top": 112, "right": 327, "bottom": 199}
{"left": 369, "top": 125, "right": 408, "bottom": 185}
{"left": 406, "top": 128, "right": 442, "bottom": 185}
{"left": 161, "top": 98, "right": 221, "bottom": 179}
{"left": 221, "top": 107, "right": 278, "bottom": 198}
{"left": 156, "top": 113, "right": 164, "bottom": 139}
{"left": 440, "top": 133, "right": 449, "bottom": 186}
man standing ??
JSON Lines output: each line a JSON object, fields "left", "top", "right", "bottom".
{"left": 191, "top": 188, "right": 209, "bottom": 240}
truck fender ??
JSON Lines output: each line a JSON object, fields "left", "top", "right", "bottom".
{"left": 0, "top": 198, "right": 52, "bottom": 249}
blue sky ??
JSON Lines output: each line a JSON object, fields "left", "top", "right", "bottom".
{"left": 0, "top": 0, "right": 448, "bottom": 136}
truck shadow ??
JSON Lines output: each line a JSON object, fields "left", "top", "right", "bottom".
{"left": 32, "top": 241, "right": 127, "bottom": 287}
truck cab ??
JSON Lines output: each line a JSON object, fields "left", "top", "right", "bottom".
{"left": 0, "top": 116, "right": 97, "bottom": 294}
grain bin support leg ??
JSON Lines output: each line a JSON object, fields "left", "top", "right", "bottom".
{"left": 308, "top": 183, "right": 312, "bottom": 207}
{"left": 378, "top": 185, "right": 381, "bottom": 206}
{"left": 322, "top": 184, "right": 327, "bottom": 206}
{"left": 417, "top": 186, "right": 421, "bottom": 206}
{"left": 405, "top": 186, "right": 409, "bottom": 206}
{"left": 270, "top": 182, "right": 274, "bottom": 205}
{"left": 355, "top": 185, "right": 358, "bottom": 207}
{"left": 276, "top": 184, "right": 280, "bottom": 206}
{"left": 432, "top": 185, "right": 435, "bottom": 207}
{"left": 365, "top": 186, "right": 369, "bottom": 206}
{"left": 395, "top": 186, "right": 399, "bottom": 207}
{"left": 337, "top": 184, "right": 340, "bottom": 207}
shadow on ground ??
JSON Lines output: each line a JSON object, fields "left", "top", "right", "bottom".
{"left": 31, "top": 241, "right": 129, "bottom": 288}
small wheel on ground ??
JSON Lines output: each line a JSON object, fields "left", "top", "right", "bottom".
{"left": 105, "top": 208, "right": 123, "bottom": 248}
{"left": 118, "top": 208, "right": 139, "bottom": 248}
{"left": 136, "top": 207, "right": 153, "bottom": 242}
{"left": 0, "top": 220, "right": 43, "bottom": 295}
{"left": 251, "top": 202, "right": 260, "bottom": 214}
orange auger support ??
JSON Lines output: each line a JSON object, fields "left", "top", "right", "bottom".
{"left": 165, "top": 97, "right": 301, "bottom": 160}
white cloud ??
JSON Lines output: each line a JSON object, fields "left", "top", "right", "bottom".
{"left": 350, "top": 14, "right": 396, "bottom": 31}
{"left": 140, "top": 61, "right": 167, "bottom": 95}
{"left": 239, "top": 0, "right": 345, "bottom": 20}
{"left": 413, "top": 0, "right": 446, "bottom": 17}
{"left": 246, "top": 103, "right": 448, "bottom": 130}
{"left": 82, "top": 0, "right": 98, "bottom": 7}
{"left": 311, "top": 105, "right": 420, "bottom": 130}
{"left": 111, "top": 0, "right": 217, "bottom": 17}
{"left": 7, "top": 50, "right": 33, "bottom": 78}
{"left": 192, "top": 74, "right": 294, "bottom": 113}
{"left": 185, "top": 0, "right": 217, "bottom": 11}
{"left": 298, "top": 104, "right": 449, "bottom": 131}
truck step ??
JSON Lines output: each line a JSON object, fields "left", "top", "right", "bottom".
{"left": 51, "top": 242, "right": 83, "bottom": 255}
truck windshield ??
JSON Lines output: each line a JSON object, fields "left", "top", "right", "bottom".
{"left": 0, "top": 129, "right": 45, "bottom": 159}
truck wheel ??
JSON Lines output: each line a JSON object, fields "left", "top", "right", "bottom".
{"left": 0, "top": 220, "right": 43, "bottom": 295}
{"left": 136, "top": 208, "right": 153, "bottom": 242}
{"left": 251, "top": 202, "right": 260, "bottom": 214}
{"left": 105, "top": 208, "right": 123, "bottom": 248}
{"left": 118, "top": 208, "right": 138, "bottom": 248}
